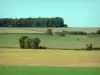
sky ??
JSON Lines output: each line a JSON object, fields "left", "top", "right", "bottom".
{"left": 0, "top": 0, "right": 100, "bottom": 27}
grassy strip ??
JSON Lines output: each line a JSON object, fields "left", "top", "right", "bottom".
{"left": 0, "top": 66, "right": 100, "bottom": 75}
{"left": 0, "top": 46, "right": 100, "bottom": 50}
{"left": 0, "top": 46, "right": 19, "bottom": 49}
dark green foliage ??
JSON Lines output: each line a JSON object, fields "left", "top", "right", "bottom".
{"left": 68, "top": 31, "right": 87, "bottom": 35}
{"left": 21, "top": 36, "right": 28, "bottom": 40}
{"left": 19, "top": 36, "right": 40, "bottom": 49}
{"left": 19, "top": 36, "right": 28, "bottom": 48}
{"left": 39, "top": 46, "right": 46, "bottom": 49}
{"left": 55, "top": 30, "right": 87, "bottom": 35}
{"left": 42, "top": 46, "right": 46, "bottom": 49}
{"left": 0, "top": 17, "right": 68, "bottom": 27}
{"left": 96, "top": 29, "right": 100, "bottom": 34}
{"left": 19, "top": 38, "right": 24, "bottom": 48}
{"left": 45, "top": 29, "right": 53, "bottom": 35}
{"left": 24, "top": 38, "right": 32, "bottom": 49}
{"left": 39, "top": 46, "right": 43, "bottom": 49}
{"left": 55, "top": 30, "right": 66, "bottom": 36}
{"left": 86, "top": 44, "right": 93, "bottom": 50}
{"left": 58, "top": 31, "right": 66, "bottom": 36}
{"left": 32, "top": 37, "right": 40, "bottom": 49}
{"left": 88, "top": 32, "right": 96, "bottom": 35}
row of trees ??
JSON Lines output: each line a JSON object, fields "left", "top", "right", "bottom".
{"left": 0, "top": 17, "right": 68, "bottom": 27}
{"left": 54, "top": 29, "right": 100, "bottom": 36}
{"left": 44, "top": 29, "right": 100, "bottom": 37}
{"left": 19, "top": 36, "right": 46, "bottom": 49}
{"left": 19, "top": 36, "right": 40, "bottom": 49}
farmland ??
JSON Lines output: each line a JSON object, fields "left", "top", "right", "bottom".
{"left": 0, "top": 27, "right": 100, "bottom": 33}
{"left": 0, "top": 49, "right": 100, "bottom": 66}
{"left": 0, "top": 49, "right": 100, "bottom": 75}
{"left": 0, "top": 27, "right": 100, "bottom": 75}
{"left": 0, "top": 33, "right": 100, "bottom": 49}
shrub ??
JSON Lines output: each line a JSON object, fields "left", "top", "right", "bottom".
{"left": 32, "top": 37, "right": 41, "bottom": 49}
{"left": 19, "top": 36, "right": 28, "bottom": 48}
{"left": 42, "top": 46, "right": 46, "bottom": 49}
{"left": 55, "top": 30, "right": 66, "bottom": 36}
{"left": 58, "top": 32, "right": 65, "bottom": 36}
{"left": 39, "top": 46, "right": 46, "bottom": 49}
{"left": 21, "top": 36, "right": 28, "bottom": 40}
{"left": 19, "top": 36, "right": 41, "bottom": 49}
{"left": 19, "top": 38, "right": 24, "bottom": 48}
{"left": 45, "top": 29, "right": 53, "bottom": 35}
{"left": 86, "top": 44, "right": 93, "bottom": 50}
{"left": 61, "top": 30, "right": 69, "bottom": 34}
{"left": 24, "top": 38, "right": 32, "bottom": 49}
{"left": 39, "top": 46, "right": 43, "bottom": 49}
{"left": 88, "top": 32, "right": 96, "bottom": 35}
{"left": 55, "top": 30, "right": 87, "bottom": 35}
{"left": 96, "top": 29, "right": 100, "bottom": 34}
{"left": 69, "top": 31, "right": 87, "bottom": 35}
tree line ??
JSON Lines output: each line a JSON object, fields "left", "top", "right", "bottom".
{"left": 19, "top": 36, "right": 46, "bottom": 49}
{"left": 0, "top": 17, "right": 68, "bottom": 27}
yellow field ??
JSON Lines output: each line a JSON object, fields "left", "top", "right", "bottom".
{"left": 0, "top": 48, "right": 100, "bottom": 67}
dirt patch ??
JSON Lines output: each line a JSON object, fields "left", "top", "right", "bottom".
{"left": 0, "top": 49, "right": 100, "bottom": 66}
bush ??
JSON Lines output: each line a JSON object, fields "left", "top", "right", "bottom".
{"left": 86, "top": 44, "right": 93, "bottom": 50}
{"left": 21, "top": 36, "right": 28, "bottom": 40}
{"left": 24, "top": 38, "right": 32, "bottom": 49}
{"left": 58, "top": 32, "right": 65, "bottom": 36}
{"left": 55, "top": 30, "right": 66, "bottom": 36}
{"left": 39, "top": 46, "right": 46, "bottom": 49}
{"left": 88, "top": 32, "right": 96, "bottom": 35}
{"left": 19, "top": 38, "right": 24, "bottom": 48}
{"left": 19, "top": 36, "right": 28, "bottom": 48}
{"left": 32, "top": 37, "right": 41, "bottom": 49}
{"left": 45, "top": 29, "right": 53, "bottom": 35}
{"left": 69, "top": 31, "right": 87, "bottom": 35}
{"left": 96, "top": 30, "right": 100, "bottom": 34}
{"left": 19, "top": 36, "right": 41, "bottom": 49}
{"left": 42, "top": 46, "right": 46, "bottom": 49}
{"left": 55, "top": 30, "right": 87, "bottom": 35}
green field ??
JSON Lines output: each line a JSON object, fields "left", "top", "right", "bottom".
{"left": 0, "top": 33, "right": 100, "bottom": 49}
{"left": 0, "top": 66, "right": 100, "bottom": 75}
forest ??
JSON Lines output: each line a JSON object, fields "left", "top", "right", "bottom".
{"left": 0, "top": 17, "right": 68, "bottom": 27}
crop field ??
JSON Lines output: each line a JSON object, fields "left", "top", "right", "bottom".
{"left": 0, "top": 49, "right": 100, "bottom": 66}
{"left": 0, "top": 49, "right": 100, "bottom": 75}
{"left": 0, "top": 27, "right": 100, "bottom": 49}
{"left": 0, "top": 33, "right": 100, "bottom": 49}
{"left": 0, "top": 27, "right": 100, "bottom": 75}
{"left": 0, "top": 66, "right": 100, "bottom": 75}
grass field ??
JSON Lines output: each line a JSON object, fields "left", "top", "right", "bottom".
{"left": 0, "top": 33, "right": 100, "bottom": 49}
{"left": 0, "top": 66, "right": 100, "bottom": 75}
{"left": 0, "top": 27, "right": 100, "bottom": 49}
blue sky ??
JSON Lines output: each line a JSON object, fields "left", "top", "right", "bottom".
{"left": 0, "top": 0, "right": 100, "bottom": 27}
